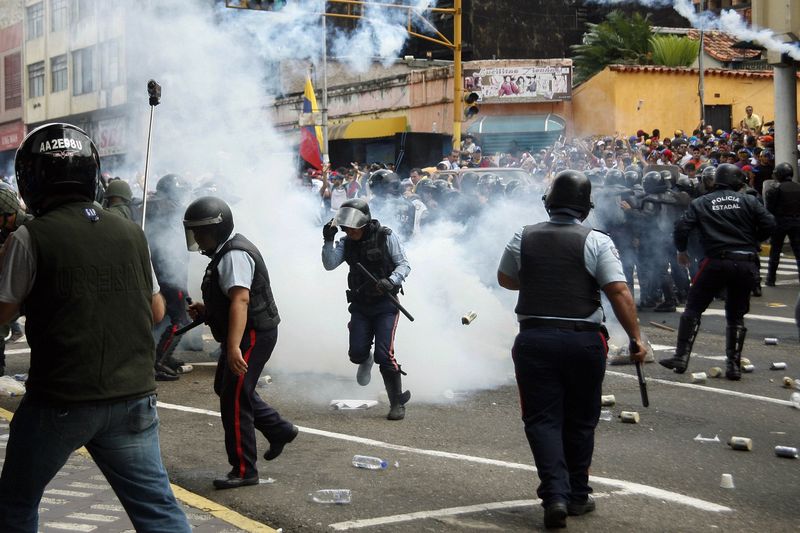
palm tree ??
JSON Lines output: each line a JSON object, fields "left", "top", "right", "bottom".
{"left": 571, "top": 10, "right": 653, "bottom": 84}
{"left": 650, "top": 35, "right": 700, "bottom": 67}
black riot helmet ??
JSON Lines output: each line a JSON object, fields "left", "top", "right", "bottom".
{"left": 15, "top": 123, "right": 100, "bottom": 215}
{"left": 334, "top": 198, "right": 371, "bottom": 229}
{"left": 623, "top": 170, "right": 640, "bottom": 187}
{"left": 714, "top": 163, "right": 744, "bottom": 190}
{"left": 460, "top": 171, "right": 480, "bottom": 194}
{"left": 774, "top": 162, "right": 794, "bottom": 182}
{"left": 104, "top": 179, "right": 132, "bottom": 203}
{"left": 642, "top": 171, "right": 667, "bottom": 194}
{"left": 543, "top": 170, "right": 593, "bottom": 217}
{"left": 156, "top": 173, "right": 191, "bottom": 205}
{"left": 368, "top": 169, "right": 401, "bottom": 197}
{"left": 183, "top": 196, "right": 234, "bottom": 256}
{"left": 604, "top": 169, "right": 625, "bottom": 187}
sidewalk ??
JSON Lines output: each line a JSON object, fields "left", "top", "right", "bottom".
{"left": 0, "top": 408, "right": 278, "bottom": 533}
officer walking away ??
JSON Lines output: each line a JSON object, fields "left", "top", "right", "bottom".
{"left": 183, "top": 196, "right": 297, "bottom": 489}
{"left": 764, "top": 162, "right": 800, "bottom": 286}
{"left": 0, "top": 123, "right": 190, "bottom": 532}
{"left": 497, "top": 170, "right": 646, "bottom": 529}
{"left": 102, "top": 177, "right": 135, "bottom": 221}
{"left": 322, "top": 198, "right": 412, "bottom": 420}
{"left": 660, "top": 164, "right": 775, "bottom": 380}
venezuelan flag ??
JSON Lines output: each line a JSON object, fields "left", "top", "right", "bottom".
{"left": 299, "top": 76, "right": 323, "bottom": 169}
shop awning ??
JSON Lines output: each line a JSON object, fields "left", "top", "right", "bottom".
{"left": 466, "top": 114, "right": 566, "bottom": 153}
{"left": 328, "top": 116, "right": 407, "bottom": 140}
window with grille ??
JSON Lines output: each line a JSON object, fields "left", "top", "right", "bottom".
{"left": 100, "top": 40, "right": 120, "bottom": 89}
{"left": 4, "top": 53, "right": 22, "bottom": 109}
{"left": 51, "top": 54, "right": 68, "bottom": 92}
{"left": 72, "top": 0, "right": 93, "bottom": 23}
{"left": 28, "top": 61, "right": 45, "bottom": 98}
{"left": 26, "top": 3, "right": 44, "bottom": 40}
{"left": 52, "top": 0, "right": 68, "bottom": 31}
{"left": 72, "top": 47, "right": 94, "bottom": 95}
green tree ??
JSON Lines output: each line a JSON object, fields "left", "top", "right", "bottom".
{"left": 571, "top": 10, "right": 653, "bottom": 84}
{"left": 650, "top": 34, "right": 700, "bottom": 67}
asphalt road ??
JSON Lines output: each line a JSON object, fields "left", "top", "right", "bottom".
{"left": 2, "top": 259, "right": 798, "bottom": 532}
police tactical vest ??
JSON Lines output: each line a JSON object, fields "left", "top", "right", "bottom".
{"left": 515, "top": 222, "right": 601, "bottom": 318}
{"left": 343, "top": 220, "right": 398, "bottom": 304}
{"left": 201, "top": 234, "right": 280, "bottom": 342}
{"left": 25, "top": 202, "right": 155, "bottom": 404}
{"left": 773, "top": 181, "right": 800, "bottom": 217}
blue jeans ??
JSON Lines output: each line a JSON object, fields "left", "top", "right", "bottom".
{"left": 0, "top": 395, "right": 190, "bottom": 533}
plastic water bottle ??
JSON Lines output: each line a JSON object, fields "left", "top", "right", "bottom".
{"left": 352, "top": 455, "right": 388, "bottom": 470}
{"left": 791, "top": 392, "right": 800, "bottom": 409}
{"left": 308, "top": 489, "right": 352, "bottom": 504}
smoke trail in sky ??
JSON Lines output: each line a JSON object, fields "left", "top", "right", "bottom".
{"left": 586, "top": 0, "right": 800, "bottom": 60}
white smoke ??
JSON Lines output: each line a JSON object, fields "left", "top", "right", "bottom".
{"left": 586, "top": 0, "right": 800, "bottom": 61}
{"left": 116, "top": 0, "right": 536, "bottom": 404}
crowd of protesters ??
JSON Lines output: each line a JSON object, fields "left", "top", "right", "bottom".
{"left": 303, "top": 110, "right": 798, "bottom": 317}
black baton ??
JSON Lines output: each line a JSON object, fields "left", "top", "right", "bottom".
{"left": 631, "top": 339, "right": 649, "bottom": 407}
{"left": 174, "top": 316, "right": 204, "bottom": 336}
{"left": 355, "top": 262, "right": 414, "bottom": 322}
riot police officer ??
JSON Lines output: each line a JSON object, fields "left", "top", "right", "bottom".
{"left": 321, "top": 198, "right": 412, "bottom": 420}
{"left": 0, "top": 185, "right": 28, "bottom": 376}
{"left": 145, "top": 173, "right": 193, "bottom": 379}
{"left": 764, "top": 162, "right": 800, "bottom": 286}
{"left": 103, "top": 178, "right": 135, "bottom": 221}
{"left": 368, "top": 169, "right": 416, "bottom": 239}
{"left": 497, "top": 170, "right": 645, "bottom": 529}
{"left": 184, "top": 196, "right": 296, "bottom": 489}
{"left": 0, "top": 123, "right": 190, "bottom": 531}
{"left": 660, "top": 164, "right": 775, "bottom": 380}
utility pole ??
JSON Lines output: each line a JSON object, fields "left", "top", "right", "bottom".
{"left": 698, "top": 0, "right": 705, "bottom": 128}
{"left": 452, "top": 0, "right": 463, "bottom": 150}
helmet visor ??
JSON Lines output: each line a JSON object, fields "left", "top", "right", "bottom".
{"left": 183, "top": 215, "right": 222, "bottom": 252}
{"left": 334, "top": 206, "right": 369, "bottom": 229}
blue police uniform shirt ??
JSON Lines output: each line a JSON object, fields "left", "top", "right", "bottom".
{"left": 321, "top": 229, "right": 411, "bottom": 286}
{"left": 498, "top": 216, "right": 626, "bottom": 323}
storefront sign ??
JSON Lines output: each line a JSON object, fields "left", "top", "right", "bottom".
{"left": 463, "top": 64, "right": 572, "bottom": 103}
{"left": 0, "top": 121, "right": 24, "bottom": 152}
{"left": 96, "top": 116, "right": 127, "bottom": 156}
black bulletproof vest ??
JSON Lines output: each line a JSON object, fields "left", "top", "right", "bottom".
{"left": 515, "top": 222, "right": 601, "bottom": 318}
{"left": 775, "top": 181, "right": 800, "bottom": 217}
{"left": 201, "top": 234, "right": 280, "bottom": 342}
{"left": 343, "top": 220, "right": 397, "bottom": 304}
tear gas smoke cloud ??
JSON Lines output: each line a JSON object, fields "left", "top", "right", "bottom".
{"left": 120, "top": 0, "right": 559, "bottom": 404}
{"left": 587, "top": 0, "right": 800, "bottom": 61}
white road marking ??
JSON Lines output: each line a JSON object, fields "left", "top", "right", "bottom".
{"left": 329, "top": 491, "right": 629, "bottom": 530}
{"left": 68, "top": 482, "right": 106, "bottom": 490}
{"left": 90, "top": 504, "right": 124, "bottom": 512}
{"left": 648, "top": 344, "right": 725, "bottom": 360}
{"left": 44, "top": 489, "right": 91, "bottom": 498}
{"left": 65, "top": 513, "right": 118, "bottom": 523}
{"left": 675, "top": 307, "right": 796, "bottom": 324}
{"left": 606, "top": 370, "right": 794, "bottom": 406}
{"left": 41, "top": 522, "right": 96, "bottom": 531}
{"left": 156, "top": 402, "right": 732, "bottom": 513}
{"left": 40, "top": 498, "right": 68, "bottom": 505}
{"left": 5, "top": 348, "right": 30, "bottom": 355}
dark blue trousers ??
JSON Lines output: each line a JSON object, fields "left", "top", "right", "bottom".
{"left": 348, "top": 298, "right": 401, "bottom": 372}
{"left": 685, "top": 257, "right": 757, "bottom": 325}
{"left": 512, "top": 327, "right": 607, "bottom": 507}
{"left": 214, "top": 327, "right": 294, "bottom": 478}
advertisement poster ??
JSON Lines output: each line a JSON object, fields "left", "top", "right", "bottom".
{"left": 463, "top": 64, "right": 572, "bottom": 103}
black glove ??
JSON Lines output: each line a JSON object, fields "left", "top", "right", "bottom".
{"left": 375, "top": 278, "right": 395, "bottom": 295}
{"left": 323, "top": 220, "right": 338, "bottom": 242}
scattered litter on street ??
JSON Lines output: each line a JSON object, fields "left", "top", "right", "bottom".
{"left": 693, "top": 434, "right": 720, "bottom": 443}
{"left": 330, "top": 399, "right": 378, "bottom": 410}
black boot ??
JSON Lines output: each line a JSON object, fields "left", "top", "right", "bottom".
{"left": 356, "top": 352, "right": 374, "bottom": 386}
{"left": 380, "top": 368, "right": 411, "bottom": 421}
{"left": 156, "top": 324, "right": 184, "bottom": 373}
{"left": 725, "top": 325, "right": 746, "bottom": 381}
{"left": 659, "top": 315, "right": 700, "bottom": 374}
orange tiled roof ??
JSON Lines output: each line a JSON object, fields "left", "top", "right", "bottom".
{"left": 608, "top": 65, "right": 778, "bottom": 78}
{"left": 686, "top": 29, "right": 762, "bottom": 62}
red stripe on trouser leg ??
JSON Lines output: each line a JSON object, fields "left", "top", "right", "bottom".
{"left": 692, "top": 258, "right": 710, "bottom": 285}
{"left": 234, "top": 329, "right": 257, "bottom": 478}
{"left": 598, "top": 331, "right": 608, "bottom": 358}
{"left": 387, "top": 311, "right": 400, "bottom": 371}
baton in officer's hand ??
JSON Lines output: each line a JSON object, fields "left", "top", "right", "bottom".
{"left": 355, "top": 262, "right": 414, "bottom": 322}
{"left": 630, "top": 339, "right": 649, "bottom": 407}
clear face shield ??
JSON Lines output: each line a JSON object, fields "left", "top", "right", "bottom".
{"left": 334, "top": 205, "right": 369, "bottom": 229}
{"left": 183, "top": 215, "right": 222, "bottom": 252}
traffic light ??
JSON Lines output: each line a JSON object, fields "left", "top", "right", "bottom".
{"left": 464, "top": 92, "right": 479, "bottom": 119}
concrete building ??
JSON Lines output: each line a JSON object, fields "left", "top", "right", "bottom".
{"left": 0, "top": 1, "right": 24, "bottom": 177}
{"left": 21, "top": 0, "right": 129, "bottom": 171}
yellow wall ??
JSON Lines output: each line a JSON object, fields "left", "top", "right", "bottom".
{"left": 572, "top": 67, "right": 799, "bottom": 138}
